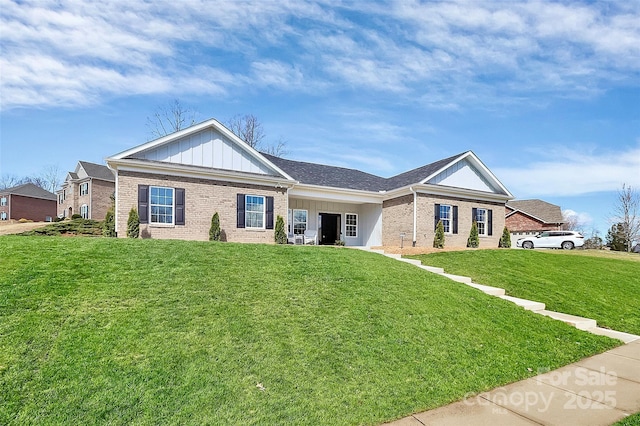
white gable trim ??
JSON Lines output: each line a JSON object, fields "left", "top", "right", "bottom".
{"left": 420, "top": 151, "right": 513, "bottom": 198}
{"left": 384, "top": 183, "right": 512, "bottom": 203}
{"left": 108, "top": 118, "right": 294, "bottom": 181}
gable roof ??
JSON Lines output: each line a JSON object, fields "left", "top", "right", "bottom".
{"left": 506, "top": 199, "right": 564, "bottom": 224}
{"left": 261, "top": 153, "right": 387, "bottom": 191}
{"left": 78, "top": 161, "right": 115, "bottom": 181}
{"left": 1, "top": 183, "right": 57, "bottom": 201}
{"left": 384, "top": 153, "right": 464, "bottom": 190}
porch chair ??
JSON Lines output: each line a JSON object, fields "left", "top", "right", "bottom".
{"left": 303, "top": 229, "right": 318, "bottom": 245}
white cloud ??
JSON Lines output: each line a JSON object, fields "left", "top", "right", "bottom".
{"left": 562, "top": 209, "right": 593, "bottom": 227}
{"left": 495, "top": 145, "right": 640, "bottom": 198}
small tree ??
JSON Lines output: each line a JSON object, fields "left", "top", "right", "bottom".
{"left": 103, "top": 207, "right": 116, "bottom": 237}
{"left": 607, "top": 222, "right": 628, "bottom": 252}
{"left": 433, "top": 220, "right": 445, "bottom": 249}
{"left": 127, "top": 208, "right": 140, "bottom": 238}
{"left": 209, "top": 212, "right": 221, "bottom": 241}
{"left": 274, "top": 215, "right": 287, "bottom": 244}
{"left": 499, "top": 226, "right": 511, "bottom": 248}
{"left": 467, "top": 220, "right": 479, "bottom": 248}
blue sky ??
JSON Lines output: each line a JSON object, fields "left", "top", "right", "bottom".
{"left": 1, "top": 0, "right": 639, "bottom": 235}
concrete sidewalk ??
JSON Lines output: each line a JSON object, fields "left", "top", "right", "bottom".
{"left": 384, "top": 339, "right": 640, "bottom": 426}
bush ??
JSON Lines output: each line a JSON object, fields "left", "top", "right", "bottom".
{"left": 127, "top": 208, "right": 139, "bottom": 238}
{"left": 499, "top": 226, "right": 511, "bottom": 248}
{"left": 274, "top": 215, "right": 287, "bottom": 244}
{"left": 71, "top": 214, "right": 83, "bottom": 219}
{"left": 433, "top": 220, "right": 445, "bottom": 249}
{"left": 103, "top": 207, "right": 116, "bottom": 237}
{"left": 467, "top": 220, "right": 479, "bottom": 248}
{"left": 53, "top": 216, "right": 65, "bottom": 222}
{"left": 209, "top": 212, "right": 221, "bottom": 241}
{"left": 18, "top": 218, "right": 31, "bottom": 223}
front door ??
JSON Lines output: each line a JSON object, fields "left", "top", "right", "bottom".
{"left": 319, "top": 213, "right": 341, "bottom": 245}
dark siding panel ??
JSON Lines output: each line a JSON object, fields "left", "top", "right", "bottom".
{"left": 175, "top": 188, "right": 185, "bottom": 225}
{"left": 265, "top": 196, "right": 274, "bottom": 230}
{"left": 434, "top": 203, "right": 440, "bottom": 231}
{"left": 452, "top": 205, "right": 458, "bottom": 234}
{"left": 138, "top": 185, "right": 149, "bottom": 224}
{"left": 472, "top": 207, "right": 478, "bottom": 223}
{"left": 488, "top": 209, "right": 493, "bottom": 236}
{"left": 237, "top": 194, "right": 245, "bottom": 228}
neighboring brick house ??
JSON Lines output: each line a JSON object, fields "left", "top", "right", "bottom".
{"left": 0, "top": 183, "right": 57, "bottom": 222}
{"left": 505, "top": 199, "right": 564, "bottom": 239}
{"left": 56, "top": 161, "right": 115, "bottom": 220}
{"left": 106, "top": 118, "right": 513, "bottom": 246}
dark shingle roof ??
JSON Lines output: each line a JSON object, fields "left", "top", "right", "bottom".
{"left": 506, "top": 199, "right": 564, "bottom": 224}
{"left": 79, "top": 161, "right": 115, "bottom": 181}
{"left": 262, "top": 152, "right": 467, "bottom": 192}
{"left": 262, "top": 153, "right": 388, "bottom": 191}
{"left": 1, "top": 183, "right": 57, "bottom": 201}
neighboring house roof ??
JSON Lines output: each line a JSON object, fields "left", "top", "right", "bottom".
{"left": 78, "top": 161, "right": 115, "bottom": 181}
{"left": 506, "top": 199, "right": 564, "bottom": 224}
{"left": 262, "top": 153, "right": 387, "bottom": 192}
{"left": 1, "top": 183, "right": 57, "bottom": 201}
{"left": 68, "top": 172, "right": 79, "bottom": 180}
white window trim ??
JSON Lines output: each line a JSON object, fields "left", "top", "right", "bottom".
{"left": 292, "top": 209, "right": 308, "bottom": 235}
{"left": 345, "top": 213, "right": 358, "bottom": 238}
{"left": 1, "top": 211, "right": 7, "bottom": 220}
{"left": 0, "top": 197, "right": 6, "bottom": 206}
{"left": 80, "top": 204, "right": 89, "bottom": 219}
{"left": 80, "top": 182, "right": 89, "bottom": 196}
{"left": 476, "top": 208, "right": 487, "bottom": 236}
{"left": 150, "top": 186, "right": 175, "bottom": 226}
{"left": 440, "top": 204, "right": 452, "bottom": 234}
{"left": 245, "top": 194, "right": 266, "bottom": 230}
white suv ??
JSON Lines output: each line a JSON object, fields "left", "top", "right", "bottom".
{"left": 516, "top": 231, "right": 584, "bottom": 250}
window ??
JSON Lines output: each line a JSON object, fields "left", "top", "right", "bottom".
{"left": 245, "top": 195, "right": 265, "bottom": 229}
{"left": 58, "top": 194, "right": 64, "bottom": 204}
{"left": 1, "top": 211, "right": 6, "bottom": 220}
{"left": 150, "top": 186, "right": 174, "bottom": 224}
{"left": 80, "top": 204, "right": 89, "bottom": 219}
{"left": 345, "top": 213, "right": 357, "bottom": 237}
{"left": 0, "top": 197, "right": 6, "bottom": 206}
{"left": 80, "top": 182, "right": 89, "bottom": 196}
{"left": 476, "top": 208, "right": 487, "bottom": 236}
{"left": 293, "top": 209, "right": 307, "bottom": 234}
{"left": 440, "top": 205, "right": 451, "bottom": 233}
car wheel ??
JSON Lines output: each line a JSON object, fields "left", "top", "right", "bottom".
{"left": 561, "top": 241, "right": 574, "bottom": 250}
{"left": 522, "top": 241, "right": 533, "bottom": 249}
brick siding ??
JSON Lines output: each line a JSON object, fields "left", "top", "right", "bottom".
{"left": 116, "top": 170, "right": 286, "bottom": 242}
{"left": 382, "top": 193, "right": 505, "bottom": 248}
{"left": 90, "top": 180, "right": 115, "bottom": 220}
{"left": 1, "top": 194, "right": 56, "bottom": 221}
{"left": 505, "top": 211, "right": 559, "bottom": 233}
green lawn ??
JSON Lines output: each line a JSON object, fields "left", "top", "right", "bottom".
{"left": 407, "top": 249, "right": 640, "bottom": 336}
{"left": 1, "top": 237, "right": 620, "bottom": 425}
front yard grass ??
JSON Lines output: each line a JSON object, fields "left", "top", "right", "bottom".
{"left": 1, "top": 237, "right": 619, "bottom": 425}
{"left": 407, "top": 249, "right": 640, "bottom": 336}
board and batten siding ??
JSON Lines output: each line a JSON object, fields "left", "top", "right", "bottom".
{"left": 132, "top": 128, "right": 274, "bottom": 175}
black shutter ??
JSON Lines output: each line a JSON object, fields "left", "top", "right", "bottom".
{"left": 472, "top": 208, "right": 478, "bottom": 223}
{"left": 237, "top": 194, "right": 245, "bottom": 228}
{"left": 434, "top": 203, "right": 440, "bottom": 231}
{"left": 488, "top": 209, "right": 493, "bottom": 236}
{"left": 265, "top": 196, "right": 274, "bottom": 230}
{"left": 452, "top": 206, "right": 458, "bottom": 234}
{"left": 175, "top": 188, "right": 185, "bottom": 225}
{"left": 138, "top": 185, "right": 149, "bottom": 224}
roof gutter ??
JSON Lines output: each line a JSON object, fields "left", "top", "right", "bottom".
{"left": 410, "top": 186, "right": 417, "bottom": 247}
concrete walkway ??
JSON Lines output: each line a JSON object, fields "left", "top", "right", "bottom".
{"left": 383, "top": 339, "right": 640, "bottom": 425}
{"left": 353, "top": 247, "right": 640, "bottom": 425}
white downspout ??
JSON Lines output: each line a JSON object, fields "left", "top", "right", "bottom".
{"left": 410, "top": 186, "right": 417, "bottom": 247}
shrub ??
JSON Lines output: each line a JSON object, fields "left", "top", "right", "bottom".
{"left": 18, "top": 218, "right": 31, "bottom": 223}
{"left": 274, "top": 215, "right": 287, "bottom": 244}
{"left": 71, "top": 214, "right": 83, "bottom": 219}
{"left": 127, "top": 208, "right": 139, "bottom": 238}
{"left": 433, "top": 220, "right": 445, "bottom": 249}
{"left": 53, "top": 216, "right": 65, "bottom": 222}
{"left": 499, "top": 226, "right": 511, "bottom": 248}
{"left": 103, "top": 207, "right": 116, "bottom": 237}
{"left": 467, "top": 220, "right": 479, "bottom": 248}
{"left": 209, "top": 212, "right": 221, "bottom": 241}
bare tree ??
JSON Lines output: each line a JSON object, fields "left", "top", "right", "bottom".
{"left": 226, "top": 114, "right": 266, "bottom": 149}
{"left": 146, "top": 99, "right": 198, "bottom": 140}
{"left": 0, "top": 174, "right": 28, "bottom": 190}
{"left": 40, "top": 164, "right": 62, "bottom": 192}
{"left": 226, "top": 114, "right": 289, "bottom": 157}
{"left": 561, "top": 210, "right": 585, "bottom": 233}
{"left": 1, "top": 164, "right": 62, "bottom": 192}
{"left": 610, "top": 183, "right": 640, "bottom": 252}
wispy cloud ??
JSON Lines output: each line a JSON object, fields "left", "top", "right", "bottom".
{"left": 495, "top": 145, "right": 640, "bottom": 197}
{"left": 1, "top": 0, "right": 638, "bottom": 110}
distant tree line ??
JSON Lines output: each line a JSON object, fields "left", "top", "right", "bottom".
{"left": 0, "top": 164, "right": 62, "bottom": 193}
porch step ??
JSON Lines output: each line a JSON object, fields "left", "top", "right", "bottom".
{"left": 536, "top": 310, "right": 597, "bottom": 330}
{"left": 498, "top": 295, "right": 545, "bottom": 311}
{"left": 441, "top": 273, "right": 472, "bottom": 284}
{"left": 586, "top": 327, "right": 640, "bottom": 344}
{"left": 466, "top": 282, "right": 506, "bottom": 296}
